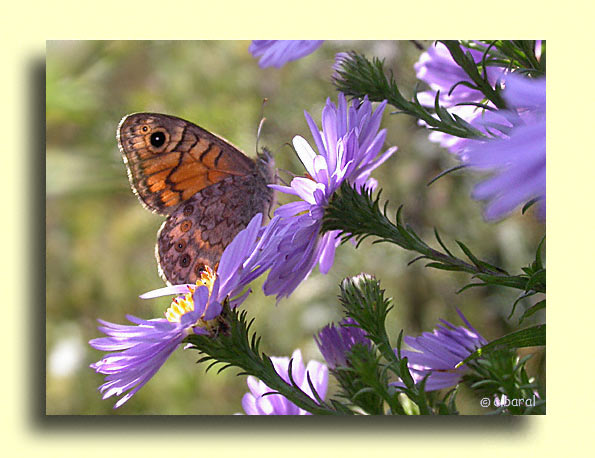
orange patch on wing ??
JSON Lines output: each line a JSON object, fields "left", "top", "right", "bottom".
{"left": 212, "top": 153, "right": 237, "bottom": 172}
{"left": 180, "top": 183, "right": 206, "bottom": 200}
{"left": 161, "top": 189, "right": 180, "bottom": 207}
{"left": 147, "top": 170, "right": 170, "bottom": 192}
{"left": 200, "top": 145, "right": 221, "bottom": 169}
{"left": 143, "top": 152, "right": 181, "bottom": 174}
{"left": 207, "top": 171, "right": 227, "bottom": 183}
{"left": 169, "top": 162, "right": 209, "bottom": 183}
{"left": 187, "top": 138, "right": 211, "bottom": 160}
{"left": 173, "top": 174, "right": 212, "bottom": 193}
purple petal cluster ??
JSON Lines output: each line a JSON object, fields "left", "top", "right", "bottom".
{"left": 263, "top": 93, "right": 397, "bottom": 299}
{"left": 464, "top": 74, "right": 546, "bottom": 220}
{"left": 241, "top": 350, "right": 328, "bottom": 415}
{"left": 89, "top": 286, "right": 210, "bottom": 408}
{"left": 89, "top": 213, "right": 275, "bottom": 408}
{"left": 414, "top": 41, "right": 505, "bottom": 154}
{"left": 395, "top": 309, "right": 487, "bottom": 391}
{"left": 249, "top": 40, "right": 324, "bottom": 68}
{"left": 315, "top": 318, "right": 372, "bottom": 369}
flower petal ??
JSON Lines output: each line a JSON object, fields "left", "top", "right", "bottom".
{"left": 139, "top": 284, "right": 193, "bottom": 299}
{"left": 293, "top": 135, "right": 318, "bottom": 177}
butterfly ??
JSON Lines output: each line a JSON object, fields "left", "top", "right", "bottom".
{"left": 118, "top": 113, "right": 276, "bottom": 286}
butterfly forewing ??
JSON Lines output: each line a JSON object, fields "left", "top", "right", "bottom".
{"left": 118, "top": 113, "right": 256, "bottom": 215}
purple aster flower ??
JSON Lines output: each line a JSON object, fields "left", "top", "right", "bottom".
{"left": 315, "top": 318, "right": 372, "bottom": 369}
{"left": 464, "top": 74, "right": 546, "bottom": 220}
{"left": 90, "top": 213, "right": 278, "bottom": 408}
{"left": 414, "top": 41, "right": 505, "bottom": 154}
{"left": 249, "top": 40, "right": 324, "bottom": 68}
{"left": 241, "top": 350, "right": 328, "bottom": 415}
{"left": 89, "top": 284, "right": 212, "bottom": 408}
{"left": 395, "top": 309, "right": 487, "bottom": 391}
{"left": 262, "top": 93, "right": 397, "bottom": 299}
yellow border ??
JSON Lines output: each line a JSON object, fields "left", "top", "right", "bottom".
{"left": 4, "top": 0, "right": 594, "bottom": 455}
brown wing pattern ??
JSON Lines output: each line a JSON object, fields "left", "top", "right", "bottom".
{"left": 118, "top": 112, "right": 276, "bottom": 285}
{"left": 118, "top": 113, "right": 256, "bottom": 215}
{"left": 156, "top": 172, "right": 274, "bottom": 285}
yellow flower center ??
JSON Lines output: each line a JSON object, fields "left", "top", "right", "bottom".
{"left": 164, "top": 267, "right": 216, "bottom": 323}
{"left": 197, "top": 266, "right": 216, "bottom": 291}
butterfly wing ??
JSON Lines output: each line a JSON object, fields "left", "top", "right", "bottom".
{"left": 156, "top": 172, "right": 274, "bottom": 285}
{"left": 118, "top": 113, "right": 256, "bottom": 215}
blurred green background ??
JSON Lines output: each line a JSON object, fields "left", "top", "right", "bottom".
{"left": 46, "top": 40, "right": 544, "bottom": 415}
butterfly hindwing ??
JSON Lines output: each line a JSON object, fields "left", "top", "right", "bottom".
{"left": 156, "top": 173, "right": 274, "bottom": 285}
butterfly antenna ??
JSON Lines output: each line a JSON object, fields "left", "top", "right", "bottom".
{"left": 276, "top": 168, "right": 297, "bottom": 186}
{"left": 256, "top": 98, "right": 268, "bottom": 153}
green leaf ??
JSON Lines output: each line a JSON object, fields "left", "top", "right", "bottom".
{"left": 457, "top": 324, "right": 545, "bottom": 367}
{"left": 456, "top": 240, "right": 507, "bottom": 274}
{"left": 525, "top": 269, "right": 546, "bottom": 292}
{"left": 425, "top": 262, "right": 466, "bottom": 272}
{"left": 519, "top": 300, "right": 546, "bottom": 324}
{"left": 456, "top": 282, "right": 487, "bottom": 294}
{"left": 426, "top": 164, "right": 467, "bottom": 187}
{"left": 507, "top": 290, "right": 537, "bottom": 319}
{"left": 398, "top": 393, "right": 420, "bottom": 416}
{"left": 434, "top": 228, "right": 454, "bottom": 257}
